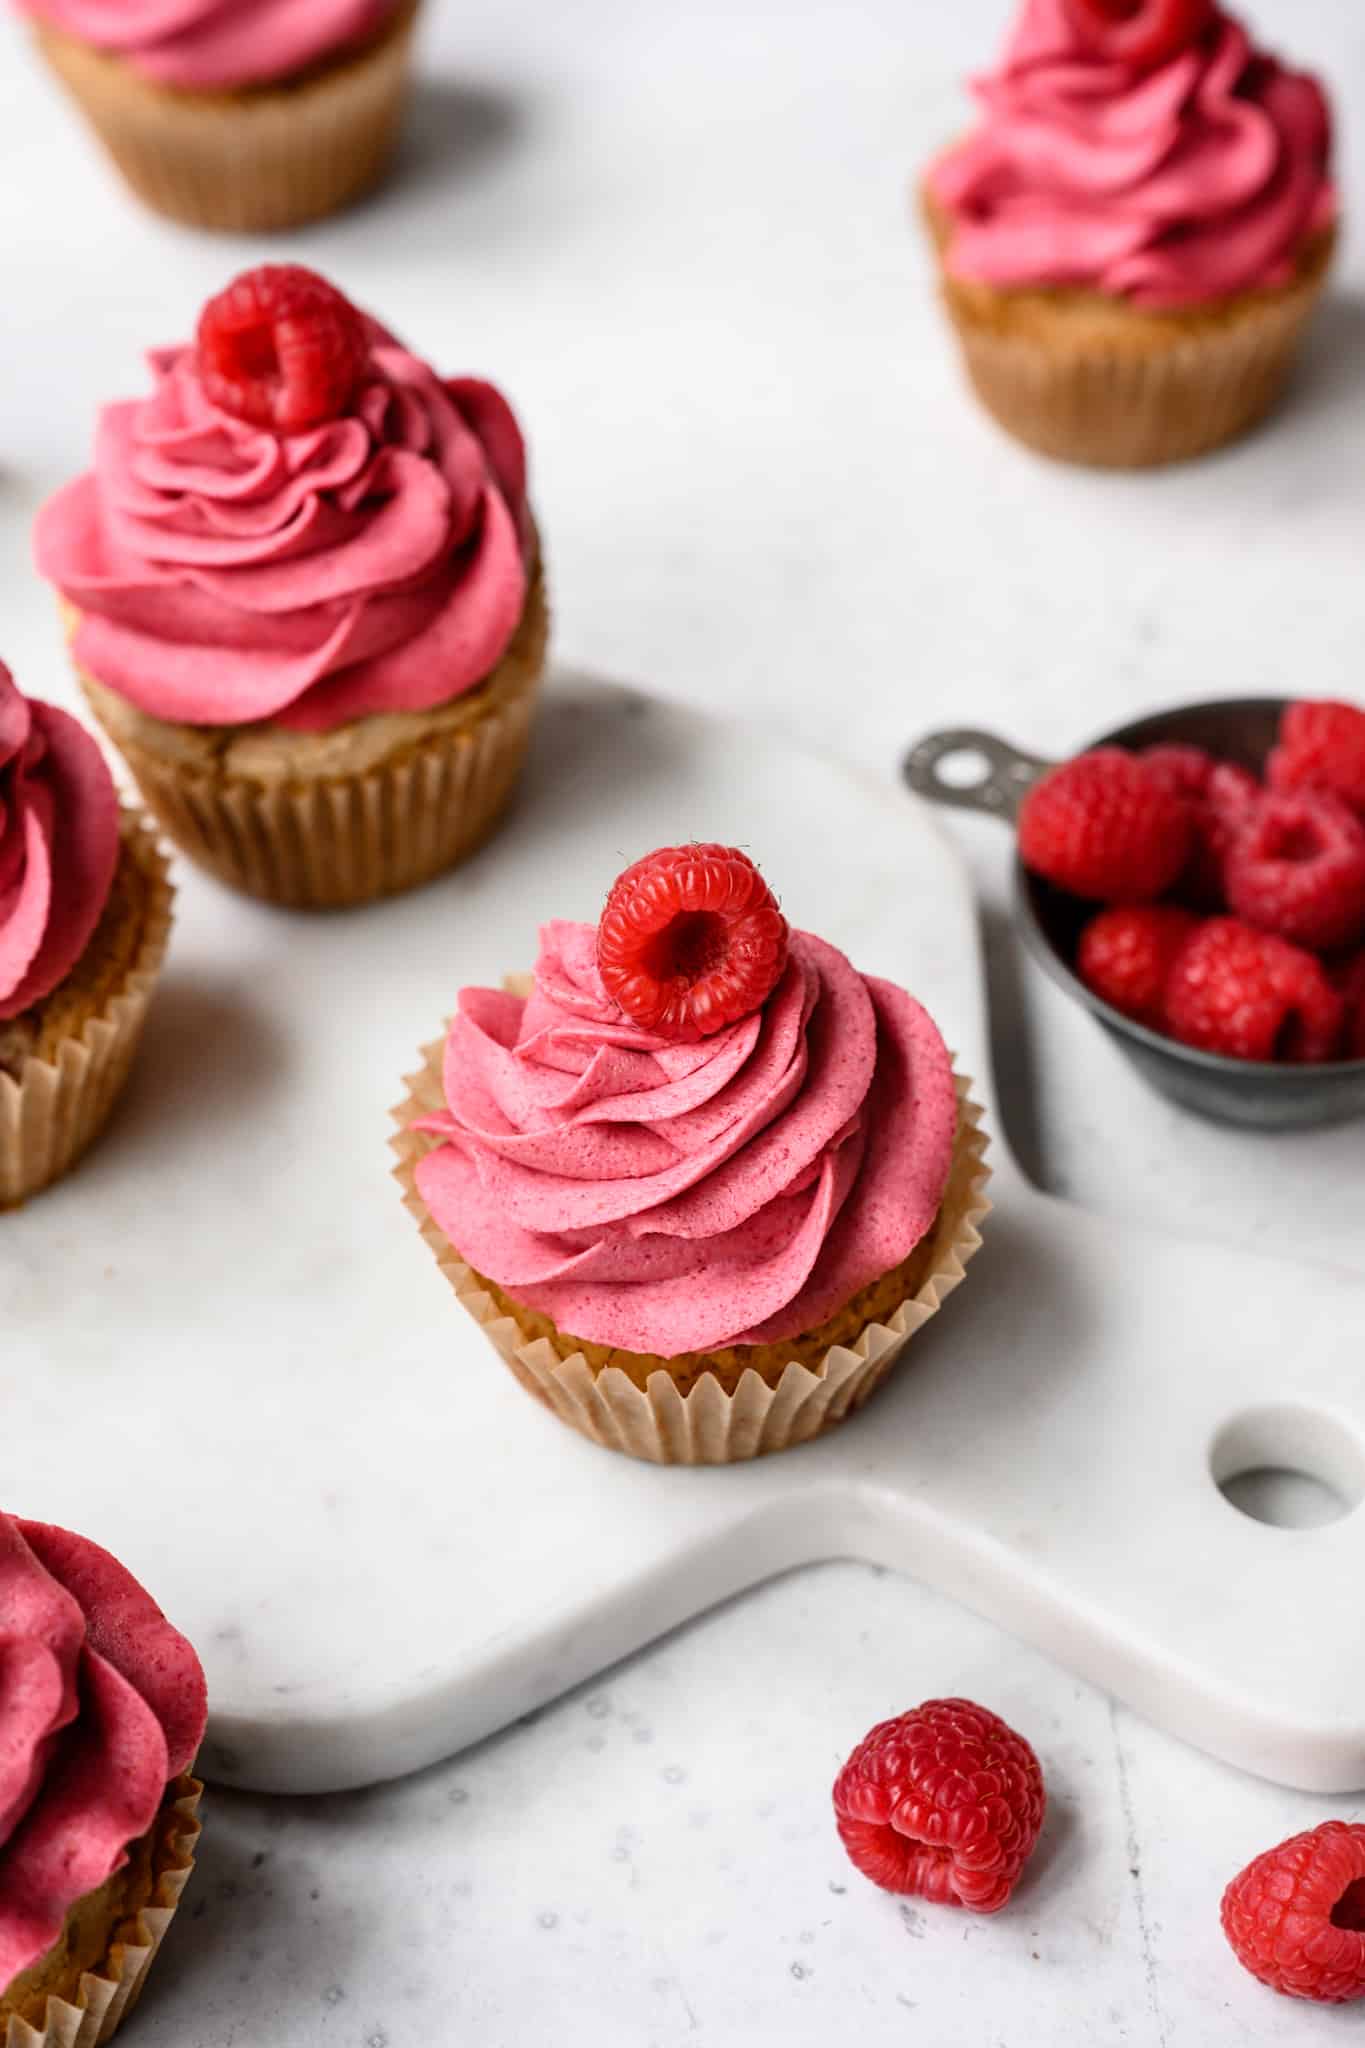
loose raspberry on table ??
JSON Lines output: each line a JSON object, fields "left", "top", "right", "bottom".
{"left": 596, "top": 844, "right": 789, "bottom": 1040}
{"left": 1222, "top": 1821, "right": 1365, "bottom": 2004}
{"left": 1225, "top": 791, "right": 1365, "bottom": 953}
{"left": 197, "top": 265, "right": 370, "bottom": 434}
{"left": 1268, "top": 700, "right": 1365, "bottom": 820}
{"left": 1164, "top": 918, "right": 1344, "bottom": 1064}
{"left": 1018, "top": 749, "right": 1191, "bottom": 904}
{"left": 832, "top": 1699, "right": 1046, "bottom": 1914}
{"left": 1077, "top": 906, "right": 1199, "bottom": 1028}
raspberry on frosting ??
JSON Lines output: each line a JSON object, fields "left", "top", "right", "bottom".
{"left": 596, "top": 845, "right": 789, "bottom": 1041}
{"left": 927, "top": 0, "right": 1335, "bottom": 307}
{"left": 413, "top": 913, "right": 957, "bottom": 1358}
{"left": 197, "top": 267, "right": 370, "bottom": 434}
{"left": 0, "top": 662, "right": 120, "bottom": 1024}
{"left": 1063, "top": 0, "right": 1213, "bottom": 70}
{"left": 0, "top": 1513, "right": 206, "bottom": 1991}
{"left": 34, "top": 276, "right": 532, "bottom": 736}
{"left": 13, "top": 0, "right": 399, "bottom": 92}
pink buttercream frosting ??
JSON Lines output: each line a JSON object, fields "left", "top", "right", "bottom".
{"left": 414, "top": 921, "right": 958, "bottom": 1356}
{"left": 0, "top": 665, "right": 119, "bottom": 1026}
{"left": 0, "top": 1513, "right": 206, "bottom": 1992}
{"left": 15, "top": 0, "right": 400, "bottom": 91}
{"left": 927, "top": 0, "right": 1335, "bottom": 308}
{"left": 34, "top": 333, "right": 531, "bottom": 735}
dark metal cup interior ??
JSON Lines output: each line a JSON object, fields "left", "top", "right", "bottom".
{"left": 906, "top": 699, "right": 1365, "bottom": 1131}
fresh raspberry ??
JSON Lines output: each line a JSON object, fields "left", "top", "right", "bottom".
{"left": 1269, "top": 700, "right": 1365, "bottom": 820}
{"left": 197, "top": 266, "right": 370, "bottom": 434}
{"left": 1142, "top": 743, "right": 1216, "bottom": 802}
{"left": 1225, "top": 792, "right": 1365, "bottom": 953}
{"left": 1077, "top": 906, "right": 1199, "bottom": 1028}
{"left": 1182, "top": 763, "right": 1263, "bottom": 910}
{"left": 1018, "top": 749, "right": 1191, "bottom": 904}
{"left": 596, "top": 844, "right": 789, "bottom": 1040}
{"left": 1330, "top": 952, "right": 1365, "bottom": 1060}
{"left": 1222, "top": 1821, "right": 1365, "bottom": 2004}
{"left": 832, "top": 1700, "right": 1046, "bottom": 1915}
{"left": 1140, "top": 747, "right": 1259, "bottom": 908}
{"left": 1064, "top": 0, "right": 1213, "bottom": 70}
{"left": 1165, "top": 918, "right": 1344, "bottom": 1064}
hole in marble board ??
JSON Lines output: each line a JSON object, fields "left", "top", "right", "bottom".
{"left": 934, "top": 747, "right": 991, "bottom": 791}
{"left": 1210, "top": 1406, "right": 1365, "bottom": 1531}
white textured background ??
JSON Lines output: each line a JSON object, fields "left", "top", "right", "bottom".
{"left": 1, "top": 0, "right": 1363, "bottom": 2041}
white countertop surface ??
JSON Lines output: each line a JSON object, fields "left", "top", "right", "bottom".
{"left": 1, "top": 0, "right": 1363, "bottom": 2041}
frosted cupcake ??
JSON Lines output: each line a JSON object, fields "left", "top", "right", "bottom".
{"left": 0, "top": 1511, "right": 205, "bottom": 2048}
{"left": 35, "top": 265, "right": 548, "bottom": 910}
{"left": 1, "top": 663, "right": 172, "bottom": 1208}
{"left": 393, "top": 844, "right": 990, "bottom": 1465}
{"left": 15, "top": 0, "right": 420, "bottom": 233}
{"left": 923, "top": 0, "right": 1336, "bottom": 468}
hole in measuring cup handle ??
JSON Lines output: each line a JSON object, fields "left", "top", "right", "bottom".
{"left": 903, "top": 728, "right": 1054, "bottom": 823}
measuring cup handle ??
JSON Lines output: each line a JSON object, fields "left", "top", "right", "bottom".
{"left": 903, "top": 728, "right": 1055, "bottom": 824}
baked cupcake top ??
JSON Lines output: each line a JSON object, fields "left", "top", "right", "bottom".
{"left": 926, "top": 0, "right": 1334, "bottom": 308}
{"left": 34, "top": 265, "right": 532, "bottom": 735}
{"left": 414, "top": 845, "right": 958, "bottom": 1355}
{"left": 0, "top": 662, "right": 119, "bottom": 1025}
{"left": 0, "top": 1512, "right": 206, "bottom": 1989}
{"left": 14, "top": 0, "right": 401, "bottom": 90}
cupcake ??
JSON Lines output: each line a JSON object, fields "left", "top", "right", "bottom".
{"left": 16, "top": 0, "right": 420, "bottom": 233}
{"left": 35, "top": 264, "right": 548, "bottom": 911}
{"left": 393, "top": 844, "right": 990, "bottom": 1466}
{"left": 0, "top": 1511, "right": 205, "bottom": 2048}
{"left": 922, "top": 0, "right": 1336, "bottom": 468}
{"left": 0, "top": 662, "right": 172, "bottom": 1209}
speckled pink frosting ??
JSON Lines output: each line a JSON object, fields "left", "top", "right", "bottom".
{"left": 0, "top": 1513, "right": 206, "bottom": 1992}
{"left": 14, "top": 0, "right": 400, "bottom": 91}
{"left": 34, "top": 334, "right": 531, "bottom": 735}
{"left": 414, "top": 920, "right": 958, "bottom": 1356}
{"left": 927, "top": 0, "right": 1335, "bottom": 308}
{"left": 0, "top": 664, "right": 119, "bottom": 1026}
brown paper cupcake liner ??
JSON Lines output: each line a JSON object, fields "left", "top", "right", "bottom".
{"left": 68, "top": 562, "right": 548, "bottom": 911}
{"left": 92, "top": 682, "right": 539, "bottom": 911}
{"left": 923, "top": 189, "right": 1335, "bottom": 469}
{"left": 3, "top": 1776, "right": 202, "bottom": 2048}
{"left": 1, "top": 816, "right": 173, "bottom": 1209}
{"left": 392, "top": 1035, "right": 991, "bottom": 1465}
{"left": 32, "top": 1, "right": 419, "bottom": 234}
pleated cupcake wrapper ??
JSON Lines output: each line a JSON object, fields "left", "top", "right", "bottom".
{"left": 392, "top": 1035, "right": 991, "bottom": 1465}
{"left": 79, "top": 668, "right": 542, "bottom": 912}
{"left": 1, "top": 817, "right": 173, "bottom": 1209}
{"left": 32, "top": 1, "right": 419, "bottom": 234}
{"left": 924, "top": 193, "right": 1334, "bottom": 470}
{"left": 4, "top": 1777, "right": 202, "bottom": 2048}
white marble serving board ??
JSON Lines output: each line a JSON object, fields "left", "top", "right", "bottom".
{"left": 4, "top": 683, "right": 1363, "bottom": 1798}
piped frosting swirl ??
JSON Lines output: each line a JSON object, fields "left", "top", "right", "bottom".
{"left": 414, "top": 919, "right": 958, "bottom": 1356}
{"left": 0, "top": 1513, "right": 206, "bottom": 1992}
{"left": 927, "top": 0, "right": 1334, "bottom": 308}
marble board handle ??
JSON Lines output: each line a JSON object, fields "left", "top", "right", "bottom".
{"left": 904, "top": 727, "right": 1054, "bottom": 823}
